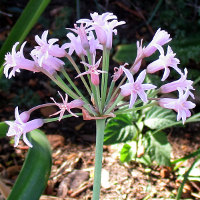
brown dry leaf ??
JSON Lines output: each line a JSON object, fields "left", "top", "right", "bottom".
{"left": 160, "top": 167, "right": 170, "bottom": 178}
{"left": 75, "top": 122, "right": 85, "bottom": 131}
{"left": 0, "top": 178, "right": 11, "bottom": 199}
{"left": 47, "top": 135, "right": 65, "bottom": 149}
{"left": 6, "top": 166, "right": 21, "bottom": 178}
{"left": 57, "top": 170, "right": 89, "bottom": 198}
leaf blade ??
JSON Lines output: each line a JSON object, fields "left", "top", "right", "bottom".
{"left": 0, "top": 0, "right": 51, "bottom": 76}
{"left": 145, "top": 131, "right": 172, "bottom": 166}
{"left": 7, "top": 129, "right": 52, "bottom": 200}
{"left": 104, "top": 114, "right": 137, "bottom": 145}
{"left": 144, "top": 106, "right": 176, "bottom": 130}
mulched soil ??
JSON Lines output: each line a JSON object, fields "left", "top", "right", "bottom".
{"left": 1, "top": 1, "right": 200, "bottom": 199}
{"left": 1, "top": 123, "right": 200, "bottom": 200}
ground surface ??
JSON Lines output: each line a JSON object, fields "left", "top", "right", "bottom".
{"left": 1, "top": 124, "right": 200, "bottom": 200}
{"left": 0, "top": 0, "right": 200, "bottom": 199}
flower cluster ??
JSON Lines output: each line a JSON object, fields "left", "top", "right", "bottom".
{"left": 4, "top": 12, "right": 195, "bottom": 147}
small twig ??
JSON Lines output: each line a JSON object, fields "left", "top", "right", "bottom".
{"left": 70, "top": 182, "right": 93, "bottom": 198}
{"left": 0, "top": 178, "right": 11, "bottom": 199}
{"left": 0, "top": 10, "right": 12, "bottom": 17}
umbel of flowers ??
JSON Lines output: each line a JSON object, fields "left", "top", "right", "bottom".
{"left": 4, "top": 12, "right": 195, "bottom": 200}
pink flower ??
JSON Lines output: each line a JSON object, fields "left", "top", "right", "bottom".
{"left": 160, "top": 68, "right": 194, "bottom": 98}
{"left": 67, "top": 23, "right": 90, "bottom": 50}
{"left": 131, "top": 40, "right": 143, "bottom": 74}
{"left": 5, "top": 107, "right": 44, "bottom": 147}
{"left": 88, "top": 31, "right": 103, "bottom": 55}
{"left": 112, "top": 63, "right": 128, "bottom": 81}
{"left": 76, "top": 56, "right": 106, "bottom": 85}
{"left": 50, "top": 92, "right": 84, "bottom": 121}
{"left": 147, "top": 45, "right": 181, "bottom": 81}
{"left": 4, "top": 42, "right": 38, "bottom": 78}
{"left": 31, "top": 31, "right": 65, "bottom": 73}
{"left": 143, "top": 28, "right": 172, "bottom": 57}
{"left": 63, "top": 32, "right": 87, "bottom": 57}
{"left": 63, "top": 29, "right": 102, "bottom": 57}
{"left": 120, "top": 67, "right": 157, "bottom": 108}
{"left": 31, "top": 54, "right": 64, "bottom": 75}
{"left": 158, "top": 89, "right": 196, "bottom": 124}
{"left": 77, "top": 12, "right": 125, "bottom": 49}
{"left": 32, "top": 30, "right": 66, "bottom": 58}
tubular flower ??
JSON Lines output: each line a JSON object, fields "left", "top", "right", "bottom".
{"left": 143, "top": 28, "right": 172, "bottom": 57}
{"left": 131, "top": 40, "right": 143, "bottom": 73}
{"left": 158, "top": 89, "right": 196, "bottom": 124}
{"left": 63, "top": 32, "right": 87, "bottom": 57}
{"left": 160, "top": 68, "right": 194, "bottom": 98}
{"left": 147, "top": 45, "right": 181, "bottom": 81}
{"left": 77, "top": 12, "right": 125, "bottom": 49}
{"left": 5, "top": 107, "right": 44, "bottom": 148}
{"left": 67, "top": 23, "right": 90, "bottom": 50}
{"left": 50, "top": 92, "right": 84, "bottom": 121}
{"left": 120, "top": 67, "right": 157, "bottom": 108}
{"left": 32, "top": 30, "right": 66, "bottom": 58}
{"left": 88, "top": 31, "right": 103, "bottom": 55}
{"left": 112, "top": 63, "right": 128, "bottom": 81}
{"left": 64, "top": 28, "right": 102, "bottom": 57}
{"left": 31, "top": 31, "right": 65, "bottom": 73}
{"left": 4, "top": 42, "right": 38, "bottom": 78}
{"left": 31, "top": 54, "right": 65, "bottom": 75}
{"left": 76, "top": 56, "right": 106, "bottom": 85}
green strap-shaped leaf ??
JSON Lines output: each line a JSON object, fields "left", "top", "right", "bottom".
{"left": 0, "top": 122, "right": 8, "bottom": 138}
{"left": 7, "top": 129, "right": 52, "bottom": 200}
{"left": 176, "top": 157, "right": 200, "bottom": 200}
{"left": 0, "top": 0, "right": 51, "bottom": 76}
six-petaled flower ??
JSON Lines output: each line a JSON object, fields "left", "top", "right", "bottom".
{"left": 120, "top": 67, "right": 157, "bottom": 108}
{"left": 160, "top": 68, "right": 194, "bottom": 98}
{"left": 147, "top": 45, "right": 181, "bottom": 81}
{"left": 77, "top": 12, "right": 125, "bottom": 49}
{"left": 76, "top": 56, "right": 106, "bottom": 85}
{"left": 4, "top": 42, "right": 38, "bottom": 78}
{"left": 50, "top": 92, "right": 84, "bottom": 121}
{"left": 159, "top": 89, "right": 196, "bottom": 124}
{"left": 143, "top": 28, "right": 172, "bottom": 57}
{"left": 5, "top": 107, "right": 44, "bottom": 147}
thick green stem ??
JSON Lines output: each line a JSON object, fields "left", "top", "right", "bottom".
{"left": 92, "top": 119, "right": 106, "bottom": 200}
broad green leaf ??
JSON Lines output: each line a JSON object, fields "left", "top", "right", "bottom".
{"left": 7, "top": 129, "right": 52, "bottom": 200}
{"left": 0, "top": 0, "right": 51, "bottom": 76}
{"left": 120, "top": 142, "right": 136, "bottom": 163}
{"left": 113, "top": 43, "right": 159, "bottom": 64}
{"left": 104, "top": 114, "right": 137, "bottom": 145}
{"left": 0, "top": 122, "right": 8, "bottom": 138}
{"left": 144, "top": 106, "right": 176, "bottom": 129}
{"left": 113, "top": 44, "right": 137, "bottom": 64}
{"left": 136, "top": 154, "right": 152, "bottom": 166}
{"left": 145, "top": 131, "right": 171, "bottom": 166}
{"left": 171, "top": 36, "right": 200, "bottom": 66}
{"left": 145, "top": 74, "right": 163, "bottom": 88}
